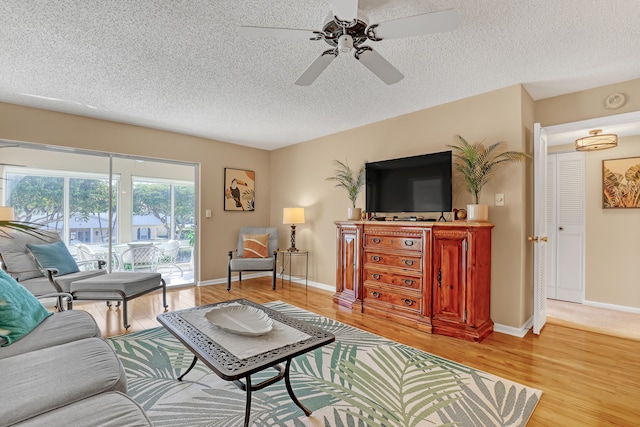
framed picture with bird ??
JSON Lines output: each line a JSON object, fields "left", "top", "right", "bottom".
{"left": 224, "top": 168, "right": 255, "bottom": 211}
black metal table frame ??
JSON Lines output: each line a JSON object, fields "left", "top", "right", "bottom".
{"left": 156, "top": 299, "right": 334, "bottom": 427}
{"left": 279, "top": 250, "right": 309, "bottom": 288}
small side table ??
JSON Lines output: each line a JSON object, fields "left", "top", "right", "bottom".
{"left": 278, "top": 250, "right": 308, "bottom": 288}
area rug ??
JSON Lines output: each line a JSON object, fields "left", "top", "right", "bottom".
{"left": 107, "top": 301, "right": 541, "bottom": 426}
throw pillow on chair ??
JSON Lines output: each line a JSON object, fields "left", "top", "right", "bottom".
{"left": 242, "top": 234, "right": 269, "bottom": 258}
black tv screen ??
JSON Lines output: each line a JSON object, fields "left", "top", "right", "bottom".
{"left": 366, "top": 151, "right": 452, "bottom": 214}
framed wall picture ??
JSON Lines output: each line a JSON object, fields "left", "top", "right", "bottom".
{"left": 224, "top": 168, "right": 255, "bottom": 211}
{"left": 603, "top": 156, "right": 640, "bottom": 208}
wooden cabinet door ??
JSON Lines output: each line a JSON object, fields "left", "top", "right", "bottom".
{"left": 432, "top": 230, "right": 467, "bottom": 324}
{"left": 335, "top": 224, "right": 362, "bottom": 308}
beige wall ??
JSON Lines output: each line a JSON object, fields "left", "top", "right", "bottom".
{"left": 536, "top": 78, "right": 640, "bottom": 310}
{"left": 270, "top": 85, "right": 534, "bottom": 328}
{"left": 4, "top": 76, "right": 637, "bottom": 327}
{"left": 0, "top": 101, "right": 272, "bottom": 282}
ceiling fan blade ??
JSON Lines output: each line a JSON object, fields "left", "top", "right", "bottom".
{"left": 238, "top": 26, "right": 318, "bottom": 40}
{"left": 369, "top": 9, "right": 459, "bottom": 40}
{"left": 295, "top": 49, "right": 338, "bottom": 86}
{"left": 354, "top": 47, "right": 403, "bottom": 85}
{"left": 331, "top": 0, "right": 359, "bottom": 22}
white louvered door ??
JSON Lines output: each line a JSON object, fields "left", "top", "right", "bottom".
{"left": 550, "top": 152, "right": 586, "bottom": 303}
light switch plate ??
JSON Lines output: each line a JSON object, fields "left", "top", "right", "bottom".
{"left": 205, "top": 209, "right": 212, "bottom": 218}
{"left": 495, "top": 193, "right": 505, "bottom": 206}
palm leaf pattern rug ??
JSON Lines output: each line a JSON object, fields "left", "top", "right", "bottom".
{"left": 107, "top": 301, "right": 541, "bottom": 426}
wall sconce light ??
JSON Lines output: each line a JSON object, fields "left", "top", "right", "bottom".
{"left": 575, "top": 129, "right": 618, "bottom": 151}
{"left": 283, "top": 207, "right": 305, "bottom": 252}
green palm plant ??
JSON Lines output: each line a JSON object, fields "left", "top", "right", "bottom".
{"left": 0, "top": 220, "right": 42, "bottom": 237}
{"left": 448, "top": 135, "right": 529, "bottom": 204}
{"left": 325, "top": 160, "right": 366, "bottom": 208}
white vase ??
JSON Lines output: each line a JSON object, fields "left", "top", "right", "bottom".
{"left": 467, "top": 204, "right": 489, "bottom": 222}
{"left": 348, "top": 207, "right": 362, "bottom": 221}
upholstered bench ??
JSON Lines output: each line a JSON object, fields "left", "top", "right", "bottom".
{"left": 70, "top": 272, "right": 168, "bottom": 329}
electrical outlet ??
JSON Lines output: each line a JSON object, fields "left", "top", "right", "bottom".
{"left": 205, "top": 209, "right": 212, "bottom": 218}
{"left": 495, "top": 193, "right": 505, "bottom": 207}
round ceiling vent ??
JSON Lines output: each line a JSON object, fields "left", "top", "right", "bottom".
{"left": 604, "top": 93, "right": 627, "bottom": 110}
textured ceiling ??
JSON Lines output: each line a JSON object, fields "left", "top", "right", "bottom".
{"left": 1, "top": 1, "right": 639, "bottom": 150}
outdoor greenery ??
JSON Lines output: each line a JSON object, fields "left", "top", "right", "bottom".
{"left": 8, "top": 176, "right": 116, "bottom": 241}
{"left": 326, "top": 160, "right": 366, "bottom": 208}
{"left": 6, "top": 175, "right": 194, "bottom": 242}
{"left": 132, "top": 183, "right": 194, "bottom": 240}
{"left": 448, "top": 135, "right": 529, "bottom": 204}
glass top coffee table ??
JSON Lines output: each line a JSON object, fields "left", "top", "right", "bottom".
{"left": 156, "top": 299, "right": 335, "bottom": 427}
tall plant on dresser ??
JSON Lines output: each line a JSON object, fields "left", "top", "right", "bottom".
{"left": 326, "top": 160, "right": 366, "bottom": 220}
{"left": 448, "top": 135, "right": 529, "bottom": 221}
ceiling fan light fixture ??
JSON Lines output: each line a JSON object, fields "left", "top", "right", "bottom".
{"left": 575, "top": 129, "right": 618, "bottom": 151}
{"left": 337, "top": 34, "right": 353, "bottom": 53}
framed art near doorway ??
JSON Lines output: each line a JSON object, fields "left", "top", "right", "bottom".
{"left": 603, "top": 156, "right": 640, "bottom": 208}
{"left": 224, "top": 168, "right": 255, "bottom": 211}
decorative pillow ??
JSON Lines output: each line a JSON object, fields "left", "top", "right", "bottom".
{"left": 0, "top": 230, "right": 59, "bottom": 282}
{"left": 242, "top": 233, "right": 270, "bottom": 258}
{"left": 26, "top": 241, "right": 80, "bottom": 276}
{"left": 0, "top": 270, "right": 52, "bottom": 346}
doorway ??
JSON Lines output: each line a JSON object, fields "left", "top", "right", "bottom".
{"left": 546, "top": 151, "right": 585, "bottom": 303}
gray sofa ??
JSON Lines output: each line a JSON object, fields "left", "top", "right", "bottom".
{"left": 0, "top": 309, "right": 152, "bottom": 427}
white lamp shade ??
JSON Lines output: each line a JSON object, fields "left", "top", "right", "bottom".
{"left": 283, "top": 207, "right": 305, "bottom": 224}
{"left": 0, "top": 207, "right": 15, "bottom": 221}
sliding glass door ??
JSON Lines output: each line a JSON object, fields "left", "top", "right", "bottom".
{"left": 1, "top": 142, "right": 197, "bottom": 287}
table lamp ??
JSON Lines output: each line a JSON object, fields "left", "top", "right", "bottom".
{"left": 283, "top": 207, "right": 305, "bottom": 252}
{"left": 0, "top": 206, "right": 15, "bottom": 221}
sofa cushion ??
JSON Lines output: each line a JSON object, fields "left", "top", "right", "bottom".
{"left": 26, "top": 241, "right": 80, "bottom": 276}
{"left": 242, "top": 233, "right": 270, "bottom": 258}
{"left": 0, "top": 310, "right": 100, "bottom": 360}
{"left": 0, "top": 337, "right": 127, "bottom": 425}
{"left": 0, "top": 230, "right": 59, "bottom": 281}
{"left": 0, "top": 270, "right": 52, "bottom": 346}
{"left": 13, "top": 392, "right": 153, "bottom": 427}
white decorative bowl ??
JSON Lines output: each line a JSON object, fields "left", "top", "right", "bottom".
{"left": 205, "top": 304, "right": 273, "bottom": 336}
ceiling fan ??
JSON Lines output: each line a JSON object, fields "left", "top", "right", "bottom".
{"left": 238, "top": 0, "right": 459, "bottom": 86}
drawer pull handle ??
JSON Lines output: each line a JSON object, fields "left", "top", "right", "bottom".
{"left": 403, "top": 259, "right": 414, "bottom": 266}
{"left": 371, "top": 273, "right": 381, "bottom": 280}
{"left": 371, "top": 291, "right": 381, "bottom": 298}
{"left": 403, "top": 279, "right": 414, "bottom": 286}
{"left": 402, "top": 298, "right": 414, "bottom": 306}
{"left": 404, "top": 240, "right": 414, "bottom": 247}
{"left": 372, "top": 238, "right": 381, "bottom": 244}
{"left": 372, "top": 255, "right": 381, "bottom": 262}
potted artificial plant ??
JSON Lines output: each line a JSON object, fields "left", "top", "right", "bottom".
{"left": 448, "top": 135, "right": 529, "bottom": 221}
{"left": 326, "top": 160, "right": 366, "bottom": 220}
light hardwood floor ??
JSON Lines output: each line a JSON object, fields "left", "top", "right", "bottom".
{"left": 75, "top": 278, "right": 640, "bottom": 426}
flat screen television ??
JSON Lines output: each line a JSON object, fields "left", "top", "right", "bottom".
{"left": 365, "top": 151, "right": 452, "bottom": 214}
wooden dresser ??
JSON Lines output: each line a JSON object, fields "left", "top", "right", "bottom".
{"left": 334, "top": 221, "right": 494, "bottom": 342}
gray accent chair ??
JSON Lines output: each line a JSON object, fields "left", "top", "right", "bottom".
{"left": 0, "top": 232, "right": 168, "bottom": 329}
{"left": 227, "top": 227, "right": 279, "bottom": 291}
{"left": 0, "top": 231, "right": 106, "bottom": 310}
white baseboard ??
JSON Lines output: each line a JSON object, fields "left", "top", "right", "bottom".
{"left": 582, "top": 299, "right": 640, "bottom": 314}
{"left": 198, "top": 273, "right": 334, "bottom": 292}
{"left": 493, "top": 316, "right": 533, "bottom": 338}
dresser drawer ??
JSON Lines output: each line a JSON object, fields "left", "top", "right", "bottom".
{"left": 363, "top": 267, "right": 421, "bottom": 291}
{"left": 364, "top": 252, "right": 422, "bottom": 271}
{"left": 363, "top": 285, "right": 422, "bottom": 313}
{"left": 364, "top": 234, "right": 422, "bottom": 252}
